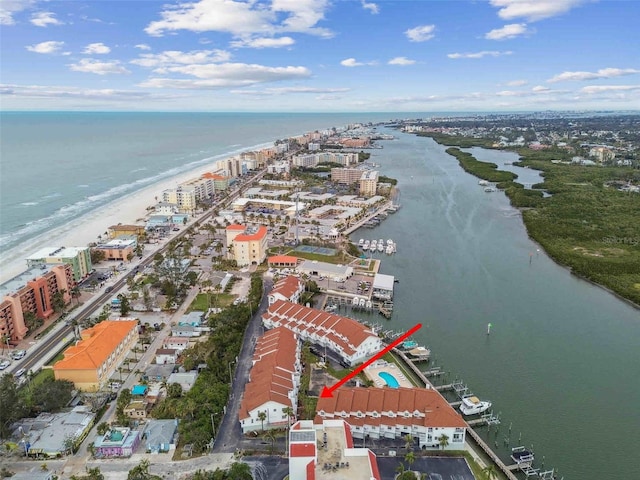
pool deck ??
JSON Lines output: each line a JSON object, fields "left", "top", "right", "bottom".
{"left": 364, "top": 360, "right": 413, "bottom": 388}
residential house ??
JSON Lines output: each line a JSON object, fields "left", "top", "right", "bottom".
{"left": 124, "top": 400, "right": 151, "bottom": 419}
{"left": 155, "top": 348, "right": 178, "bottom": 365}
{"left": 171, "top": 325, "right": 200, "bottom": 338}
{"left": 142, "top": 419, "right": 179, "bottom": 453}
{"left": 163, "top": 336, "right": 190, "bottom": 352}
{"left": 93, "top": 427, "right": 141, "bottom": 458}
{"left": 166, "top": 371, "right": 198, "bottom": 393}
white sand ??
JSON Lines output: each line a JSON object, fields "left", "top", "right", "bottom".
{"left": 0, "top": 161, "right": 226, "bottom": 284}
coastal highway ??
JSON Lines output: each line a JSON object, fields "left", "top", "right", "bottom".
{"left": 12, "top": 169, "right": 267, "bottom": 376}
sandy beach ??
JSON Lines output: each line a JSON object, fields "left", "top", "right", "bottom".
{"left": 0, "top": 160, "right": 227, "bottom": 284}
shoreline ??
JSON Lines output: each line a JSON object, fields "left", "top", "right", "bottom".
{"left": 0, "top": 139, "right": 273, "bottom": 284}
{"left": 419, "top": 132, "right": 640, "bottom": 310}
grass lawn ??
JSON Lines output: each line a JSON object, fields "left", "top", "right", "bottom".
{"left": 188, "top": 293, "right": 235, "bottom": 311}
{"left": 284, "top": 249, "right": 349, "bottom": 265}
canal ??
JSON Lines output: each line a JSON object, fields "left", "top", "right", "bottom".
{"left": 350, "top": 130, "right": 640, "bottom": 479}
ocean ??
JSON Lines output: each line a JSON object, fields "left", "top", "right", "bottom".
{"left": 0, "top": 111, "right": 406, "bottom": 272}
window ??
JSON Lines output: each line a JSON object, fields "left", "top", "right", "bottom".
{"left": 453, "top": 434, "right": 463, "bottom": 442}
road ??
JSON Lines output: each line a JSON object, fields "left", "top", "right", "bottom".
{"left": 213, "top": 277, "right": 273, "bottom": 454}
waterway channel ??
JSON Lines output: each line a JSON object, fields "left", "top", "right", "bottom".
{"left": 349, "top": 130, "right": 640, "bottom": 479}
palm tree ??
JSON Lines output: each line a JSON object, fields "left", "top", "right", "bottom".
{"left": 257, "top": 410, "right": 267, "bottom": 432}
{"left": 437, "top": 433, "right": 449, "bottom": 450}
{"left": 282, "top": 406, "right": 295, "bottom": 455}
{"left": 70, "top": 286, "right": 81, "bottom": 305}
{"left": 395, "top": 462, "right": 406, "bottom": 476}
{"left": 1, "top": 333, "right": 9, "bottom": 355}
{"left": 262, "top": 429, "right": 277, "bottom": 454}
{"left": 404, "top": 450, "right": 415, "bottom": 469}
{"left": 481, "top": 464, "right": 499, "bottom": 480}
{"left": 403, "top": 433, "right": 413, "bottom": 451}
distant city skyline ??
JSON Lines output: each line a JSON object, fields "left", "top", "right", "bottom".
{"left": 1, "top": 0, "right": 639, "bottom": 111}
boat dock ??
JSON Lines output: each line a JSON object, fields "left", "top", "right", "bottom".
{"left": 391, "top": 348, "right": 531, "bottom": 480}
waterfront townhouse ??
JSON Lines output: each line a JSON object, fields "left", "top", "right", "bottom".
{"left": 315, "top": 387, "right": 467, "bottom": 450}
{"left": 268, "top": 275, "right": 305, "bottom": 306}
{"left": 288, "top": 419, "right": 381, "bottom": 480}
{"left": 359, "top": 170, "right": 379, "bottom": 197}
{"left": 225, "top": 224, "right": 268, "bottom": 266}
{"left": 0, "top": 265, "right": 73, "bottom": 342}
{"left": 239, "top": 327, "right": 301, "bottom": 433}
{"left": 26, "top": 246, "right": 92, "bottom": 282}
{"left": 53, "top": 319, "right": 138, "bottom": 391}
{"left": 262, "top": 300, "right": 381, "bottom": 367}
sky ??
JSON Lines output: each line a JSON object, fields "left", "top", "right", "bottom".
{"left": 1, "top": 0, "right": 639, "bottom": 112}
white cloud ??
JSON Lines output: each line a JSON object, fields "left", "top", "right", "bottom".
{"left": 30, "top": 11, "right": 63, "bottom": 27}
{"left": 388, "top": 56, "right": 416, "bottom": 66}
{"left": 548, "top": 68, "right": 640, "bottom": 83}
{"left": 506, "top": 79, "right": 528, "bottom": 86}
{"left": 230, "top": 36, "right": 295, "bottom": 49}
{"left": 139, "top": 63, "right": 311, "bottom": 89}
{"left": 448, "top": 50, "right": 513, "bottom": 59}
{"left": 145, "top": 0, "right": 332, "bottom": 38}
{"left": 405, "top": 24, "right": 435, "bottom": 42}
{"left": 131, "top": 49, "right": 232, "bottom": 69}
{"left": 361, "top": 1, "right": 379, "bottom": 14}
{"left": 532, "top": 85, "right": 550, "bottom": 92}
{"left": 490, "top": 0, "right": 587, "bottom": 22}
{"left": 231, "top": 86, "right": 350, "bottom": 96}
{"left": 341, "top": 58, "right": 363, "bottom": 67}
{"left": 83, "top": 43, "right": 111, "bottom": 55}
{"left": 1, "top": 0, "right": 35, "bottom": 25}
{"left": 26, "top": 41, "right": 65, "bottom": 54}
{"left": 0, "top": 83, "right": 180, "bottom": 102}
{"left": 485, "top": 23, "right": 529, "bottom": 40}
{"left": 135, "top": 44, "right": 152, "bottom": 51}
{"left": 580, "top": 85, "right": 640, "bottom": 94}
{"left": 69, "top": 59, "right": 131, "bottom": 75}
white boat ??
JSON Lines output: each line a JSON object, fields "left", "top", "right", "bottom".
{"left": 363, "top": 241, "right": 370, "bottom": 251}
{"left": 386, "top": 245, "right": 394, "bottom": 255}
{"left": 358, "top": 238, "right": 364, "bottom": 246}
{"left": 459, "top": 395, "right": 492, "bottom": 416}
{"left": 378, "top": 239, "right": 384, "bottom": 246}
{"left": 377, "top": 243, "right": 384, "bottom": 252}
{"left": 478, "top": 180, "right": 489, "bottom": 186}
{"left": 371, "top": 239, "right": 377, "bottom": 248}
{"left": 484, "top": 187, "right": 496, "bottom": 193}
{"left": 387, "top": 239, "right": 393, "bottom": 245}
{"left": 511, "top": 446, "right": 535, "bottom": 464}
{"left": 407, "top": 346, "right": 431, "bottom": 359}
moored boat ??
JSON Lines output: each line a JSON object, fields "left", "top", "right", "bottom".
{"left": 511, "top": 446, "right": 535, "bottom": 464}
{"left": 459, "top": 394, "right": 492, "bottom": 416}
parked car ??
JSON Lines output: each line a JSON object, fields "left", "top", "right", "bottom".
{"left": 0, "top": 360, "right": 11, "bottom": 370}
{"left": 11, "top": 350, "right": 26, "bottom": 360}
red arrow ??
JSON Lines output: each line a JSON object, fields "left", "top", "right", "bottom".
{"left": 320, "top": 323, "right": 422, "bottom": 398}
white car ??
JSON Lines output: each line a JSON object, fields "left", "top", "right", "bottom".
{"left": 0, "top": 360, "right": 11, "bottom": 370}
{"left": 11, "top": 350, "right": 26, "bottom": 360}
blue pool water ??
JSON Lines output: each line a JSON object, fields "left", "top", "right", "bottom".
{"left": 379, "top": 372, "right": 400, "bottom": 388}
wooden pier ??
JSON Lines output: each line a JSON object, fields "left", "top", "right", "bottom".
{"left": 393, "top": 348, "right": 520, "bottom": 480}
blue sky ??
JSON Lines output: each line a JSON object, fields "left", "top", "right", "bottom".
{"left": 1, "top": 0, "right": 639, "bottom": 111}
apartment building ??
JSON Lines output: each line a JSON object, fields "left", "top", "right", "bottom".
{"left": 267, "top": 275, "right": 305, "bottom": 306}
{"left": 26, "top": 246, "right": 92, "bottom": 282}
{"left": 331, "top": 168, "right": 365, "bottom": 185}
{"left": 0, "top": 265, "right": 73, "bottom": 342}
{"left": 239, "top": 327, "right": 301, "bottom": 433}
{"left": 162, "top": 186, "right": 197, "bottom": 213}
{"left": 359, "top": 170, "right": 379, "bottom": 197}
{"left": 225, "top": 224, "right": 268, "bottom": 266}
{"left": 262, "top": 300, "right": 382, "bottom": 367}
{"left": 53, "top": 319, "right": 139, "bottom": 391}
{"left": 93, "top": 237, "right": 137, "bottom": 261}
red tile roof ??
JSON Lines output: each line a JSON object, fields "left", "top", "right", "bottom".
{"left": 270, "top": 276, "right": 303, "bottom": 301}
{"left": 316, "top": 387, "right": 466, "bottom": 428}
{"left": 226, "top": 224, "right": 245, "bottom": 231}
{"left": 268, "top": 255, "right": 300, "bottom": 264}
{"left": 235, "top": 225, "right": 268, "bottom": 242}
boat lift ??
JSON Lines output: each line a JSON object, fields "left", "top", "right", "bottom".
{"left": 452, "top": 382, "right": 469, "bottom": 397}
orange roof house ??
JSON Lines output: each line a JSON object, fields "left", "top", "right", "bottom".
{"left": 267, "top": 255, "right": 300, "bottom": 268}
{"left": 54, "top": 320, "right": 138, "bottom": 391}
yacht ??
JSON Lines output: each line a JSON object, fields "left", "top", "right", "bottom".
{"left": 407, "top": 346, "right": 431, "bottom": 359}
{"left": 387, "top": 239, "right": 393, "bottom": 245}
{"left": 484, "top": 187, "right": 496, "bottom": 192}
{"left": 459, "top": 395, "right": 492, "bottom": 416}
{"left": 478, "top": 180, "right": 489, "bottom": 186}
{"left": 377, "top": 243, "right": 384, "bottom": 252}
{"left": 511, "top": 446, "right": 535, "bottom": 464}
{"left": 378, "top": 238, "right": 384, "bottom": 246}
{"left": 400, "top": 340, "right": 418, "bottom": 350}
{"left": 363, "top": 241, "right": 370, "bottom": 251}
{"left": 371, "top": 239, "right": 377, "bottom": 249}
{"left": 385, "top": 244, "right": 394, "bottom": 255}
{"left": 358, "top": 238, "right": 364, "bottom": 246}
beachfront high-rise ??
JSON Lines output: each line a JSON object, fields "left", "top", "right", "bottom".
{"left": 0, "top": 264, "right": 73, "bottom": 343}
{"left": 359, "top": 170, "right": 379, "bottom": 197}
{"left": 26, "top": 246, "right": 92, "bottom": 282}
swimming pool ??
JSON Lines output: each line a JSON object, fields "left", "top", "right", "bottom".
{"left": 378, "top": 371, "right": 400, "bottom": 388}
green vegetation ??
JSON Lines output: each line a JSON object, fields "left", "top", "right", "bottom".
{"left": 188, "top": 293, "right": 234, "bottom": 312}
{"left": 378, "top": 175, "right": 398, "bottom": 186}
{"left": 432, "top": 137, "right": 640, "bottom": 307}
{"left": 418, "top": 131, "right": 496, "bottom": 148}
{"left": 152, "top": 274, "right": 264, "bottom": 453}
{"left": 358, "top": 151, "right": 371, "bottom": 161}
{"left": 184, "top": 463, "right": 253, "bottom": 480}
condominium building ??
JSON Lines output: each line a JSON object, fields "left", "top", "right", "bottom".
{"left": 315, "top": 387, "right": 467, "bottom": 449}
{"left": 359, "top": 170, "right": 379, "bottom": 197}
{"left": 225, "top": 224, "right": 269, "bottom": 266}
{"left": 0, "top": 264, "right": 73, "bottom": 342}
{"left": 26, "top": 246, "right": 92, "bottom": 282}
{"left": 262, "top": 300, "right": 382, "bottom": 366}
{"left": 93, "top": 237, "right": 137, "bottom": 261}
{"left": 239, "top": 327, "right": 301, "bottom": 433}
{"left": 267, "top": 275, "right": 305, "bottom": 306}
{"left": 162, "top": 186, "right": 197, "bottom": 213}
{"left": 293, "top": 152, "right": 358, "bottom": 168}
{"left": 331, "top": 168, "right": 365, "bottom": 185}
{"left": 53, "top": 319, "right": 139, "bottom": 391}
{"left": 202, "top": 172, "right": 230, "bottom": 191}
